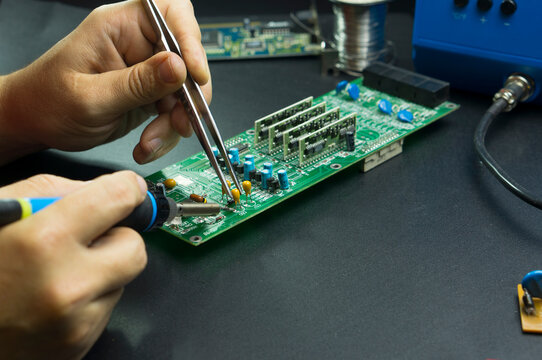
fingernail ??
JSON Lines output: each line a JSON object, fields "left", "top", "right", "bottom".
{"left": 136, "top": 175, "right": 148, "bottom": 196}
{"left": 158, "top": 56, "right": 183, "bottom": 84}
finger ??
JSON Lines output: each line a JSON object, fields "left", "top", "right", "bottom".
{"left": 86, "top": 51, "right": 186, "bottom": 117}
{"left": 27, "top": 171, "right": 147, "bottom": 246}
{"left": 87, "top": 226, "right": 147, "bottom": 293}
{"left": 161, "top": 0, "right": 210, "bottom": 85}
{"left": 0, "top": 174, "right": 86, "bottom": 198}
{"left": 132, "top": 112, "right": 181, "bottom": 164}
{"left": 168, "top": 80, "right": 212, "bottom": 138}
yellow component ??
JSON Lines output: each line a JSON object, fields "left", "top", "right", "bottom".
{"left": 517, "top": 284, "right": 542, "bottom": 333}
{"left": 231, "top": 188, "right": 241, "bottom": 204}
{"left": 242, "top": 181, "right": 252, "bottom": 195}
{"left": 227, "top": 180, "right": 231, "bottom": 188}
{"left": 163, "top": 178, "right": 177, "bottom": 190}
{"left": 18, "top": 198, "right": 32, "bottom": 219}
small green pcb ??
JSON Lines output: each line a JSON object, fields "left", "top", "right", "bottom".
{"left": 201, "top": 19, "right": 321, "bottom": 61}
{"left": 146, "top": 78, "right": 459, "bottom": 245}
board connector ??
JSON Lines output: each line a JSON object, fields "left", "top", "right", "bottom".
{"left": 363, "top": 62, "right": 450, "bottom": 108}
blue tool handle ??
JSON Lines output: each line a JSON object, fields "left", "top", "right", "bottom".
{"left": 0, "top": 191, "right": 172, "bottom": 232}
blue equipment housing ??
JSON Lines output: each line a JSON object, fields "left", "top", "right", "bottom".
{"left": 412, "top": 0, "right": 542, "bottom": 104}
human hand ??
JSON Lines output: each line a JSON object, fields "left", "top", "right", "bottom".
{"left": 0, "top": 0, "right": 211, "bottom": 165}
{"left": 0, "top": 171, "right": 148, "bottom": 360}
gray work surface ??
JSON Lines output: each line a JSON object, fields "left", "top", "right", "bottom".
{"left": 1, "top": 1, "right": 542, "bottom": 359}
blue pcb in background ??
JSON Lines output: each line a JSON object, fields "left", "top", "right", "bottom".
{"left": 412, "top": 0, "right": 542, "bottom": 103}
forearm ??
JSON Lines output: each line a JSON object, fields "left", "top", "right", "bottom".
{"left": 0, "top": 72, "right": 46, "bottom": 165}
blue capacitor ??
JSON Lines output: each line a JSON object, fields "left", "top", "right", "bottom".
{"left": 347, "top": 84, "right": 360, "bottom": 100}
{"left": 277, "top": 169, "right": 289, "bottom": 190}
{"left": 228, "top": 147, "right": 240, "bottom": 163}
{"left": 263, "top": 162, "right": 273, "bottom": 175}
{"left": 335, "top": 80, "right": 349, "bottom": 94}
{"left": 245, "top": 154, "right": 255, "bottom": 164}
{"left": 243, "top": 161, "right": 254, "bottom": 181}
{"left": 212, "top": 147, "right": 219, "bottom": 157}
{"left": 397, "top": 109, "right": 414, "bottom": 123}
{"left": 378, "top": 99, "right": 393, "bottom": 114}
{"left": 261, "top": 169, "right": 270, "bottom": 190}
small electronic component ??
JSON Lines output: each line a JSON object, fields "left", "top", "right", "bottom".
{"left": 245, "top": 154, "right": 254, "bottom": 163}
{"left": 282, "top": 107, "right": 341, "bottom": 160}
{"left": 346, "top": 131, "right": 356, "bottom": 151}
{"left": 298, "top": 113, "right": 357, "bottom": 166}
{"left": 163, "top": 178, "right": 177, "bottom": 190}
{"left": 242, "top": 181, "right": 252, "bottom": 195}
{"left": 201, "top": 29, "right": 222, "bottom": 49}
{"left": 244, "top": 40, "right": 264, "bottom": 50}
{"left": 336, "top": 80, "right": 349, "bottom": 94}
{"left": 212, "top": 147, "right": 219, "bottom": 157}
{"left": 255, "top": 171, "right": 262, "bottom": 182}
{"left": 363, "top": 61, "right": 450, "bottom": 108}
{"left": 378, "top": 99, "right": 393, "bottom": 114}
{"left": 267, "top": 177, "right": 279, "bottom": 193}
{"left": 347, "top": 84, "right": 360, "bottom": 100}
{"left": 189, "top": 194, "right": 207, "bottom": 203}
{"left": 249, "top": 169, "right": 257, "bottom": 181}
{"left": 261, "top": 169, "right": 271, "bottom": 189}
{"left": 267, "top": 102, "right": 327, "bottom": 153}
{"left": 254, "top": 97, "right": 313, "bottom": 146}
{"left": 277, "top": 169, "right": 289, "bottom": 189}
{"left": 397, "top": 109, "right": 414, "bottom": 123}
{"left": 235, "top": 162, "right": 244, "bottom": 175}
{"left": 231, "top": 188, "right": 241, "bottom": 205}
{"left": 229, "top": 142, "right": 249, "bottom": 154}
{"left": 263, "top": 162, "right": 273, "bottom": 175}
{"left": 243, "top": 161, "right": 254, "bottom": 180}
{"left": 229, "top": 147, "right": 240, "bottom": 163}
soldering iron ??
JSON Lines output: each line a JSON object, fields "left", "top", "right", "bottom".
{"left": 0, "top": 185, "right": 226, "bottom": 233}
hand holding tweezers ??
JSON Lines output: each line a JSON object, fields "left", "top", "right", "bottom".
{"left": 141, "top": 0, "right": 242, "bottom": 199}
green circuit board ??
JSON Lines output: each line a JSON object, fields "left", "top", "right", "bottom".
{"left": 146, "top": 77, "right": 459, "bottom": 245}
{"left": 201, "top": 19, "right": 321, "bottom": 61}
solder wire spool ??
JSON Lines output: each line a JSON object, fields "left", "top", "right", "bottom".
{"left": 331, "top": 0, "right": 394, "bottom": 74}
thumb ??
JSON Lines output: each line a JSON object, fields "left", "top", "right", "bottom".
{"left": 92, "top": 51, "right": 186, "bottom": 115}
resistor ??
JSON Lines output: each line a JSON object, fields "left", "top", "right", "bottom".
{"left": 190, "top": 194, "right": 207, "bottom": 203}
{"left": 163, "top": 178, "right": 176, "bottom": 190}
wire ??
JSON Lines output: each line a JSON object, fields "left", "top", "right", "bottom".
{"left": 473, "top": 75, "right": 542, "bottom": 209}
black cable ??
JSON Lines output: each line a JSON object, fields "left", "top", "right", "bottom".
{"left": 474, "top": 98, "right": 542, "bottom": 210}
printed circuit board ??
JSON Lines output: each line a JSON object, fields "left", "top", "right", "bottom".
{"left": 146, "top": 72, "right": 458, "bottom": 245}
{"left": 201, "top": 18, "right": 321, "bottom": 60}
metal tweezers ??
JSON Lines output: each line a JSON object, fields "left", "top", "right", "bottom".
{"left": 141, "top": 0, "right": 241, "bottom": 199}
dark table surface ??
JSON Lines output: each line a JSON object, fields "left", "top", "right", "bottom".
{"left": 2, "top": 1, "right": 542, "bottom": 359}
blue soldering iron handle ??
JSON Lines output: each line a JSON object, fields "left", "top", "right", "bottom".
{"left": 0, "top": 191, "right": 175, "bottom": 232}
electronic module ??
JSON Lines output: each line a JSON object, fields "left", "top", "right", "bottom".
{"left": 201, "top": 18, "right": 321, "bottom": 61}
{"left": 146, "top": 63, "right": 459, "bottom": 245}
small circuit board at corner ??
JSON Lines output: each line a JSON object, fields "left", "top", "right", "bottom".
{"left": 201, "top": 18, "right": 321, "bottom": 61}
{"left": 146, "top": 65, "right": 459, "bottom": 245}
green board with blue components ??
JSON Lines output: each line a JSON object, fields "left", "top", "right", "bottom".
{"left": 201, "top": 19, "right": 321, "bottom": 60}
{"left": 146, "top": 77, "right": 459, "bottom": 246}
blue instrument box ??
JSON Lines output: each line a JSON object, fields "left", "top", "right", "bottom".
{"left": 412, "top": 0, "right": 542, "bottom": 103}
